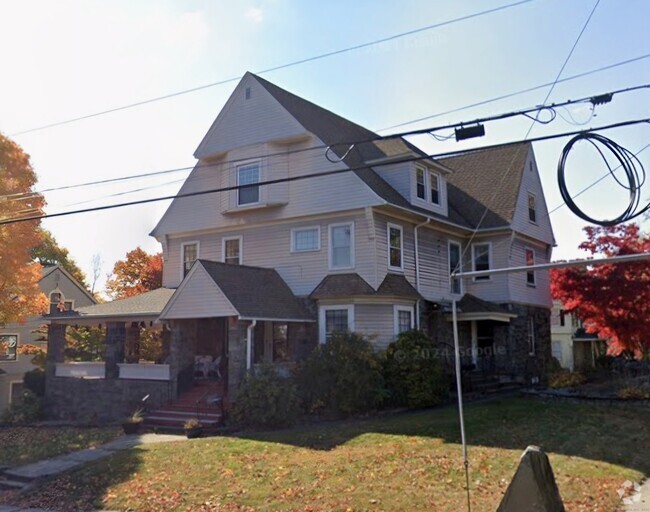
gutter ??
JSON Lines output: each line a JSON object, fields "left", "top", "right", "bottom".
{"left": 246, "top": 319, "right": 257, "bottom": 370}
{"left": 414, "top": 217, "right": 431, "bottom": 329}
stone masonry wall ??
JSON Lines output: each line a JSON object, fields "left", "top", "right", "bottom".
{"left": 45, "top": 377, "right": 170, "bottom": 423}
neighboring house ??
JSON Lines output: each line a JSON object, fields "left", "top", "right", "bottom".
{"left": 44, "top": 73, "right": 555, "bottom": 422}
{"left": 0, "top": 265, "right": 95, "bottom": 414}
{"left": 550, "top": 300, "right": 607, "bottom": 371}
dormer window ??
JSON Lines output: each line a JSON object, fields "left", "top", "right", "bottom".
{"left": 415, "top": 165, "right": 441, "bottom": 206}
{"left": 237, "top": 162, "right": 260, "bottom": 206}
{"left": 429, "top": 171, "right": 440, "bottom": 205}
{"left": 416, "top": 167, "right": 426, "bottom": 200}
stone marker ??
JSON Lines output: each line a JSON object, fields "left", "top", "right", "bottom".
{"left": 497, "top": 445, "right": 565, "bottom": 512}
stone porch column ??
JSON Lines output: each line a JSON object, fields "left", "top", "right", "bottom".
{"left": 45, "top": 323, "right": 66, "bottom": 378}
{"left": 105, "top": 322, "right": 126, "bottom": 379}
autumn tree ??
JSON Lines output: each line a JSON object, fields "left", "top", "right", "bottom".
{"left": 551, "top": 223, "right": 650, "bottom": 357}
{"left": 31, "top": 228, "right": 88, "bottom": 289}
{"left": 105, "top": 247, "right": 163, "bottom": 299}
{"left": 0, "top": 133, "right": 48, "bottom": 326}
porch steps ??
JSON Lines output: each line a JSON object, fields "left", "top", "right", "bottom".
{"left": 143, "top": 381, "right": 225, "bottom": 431}
{"left": 458, "top": 372, "right": 523, "bottom": 397}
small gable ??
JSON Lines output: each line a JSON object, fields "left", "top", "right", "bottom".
{"left": 194, "top": 73, "right": 308, "bottom": 159}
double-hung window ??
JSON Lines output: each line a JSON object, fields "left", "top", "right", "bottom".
{"left": 320, "top": 305, "right": 354, "bottom": 342}
{"left": 449, "top": 241, "right": 462, "bottom": 294}
{"left": 394, "top": 306, "right": 414, "bottom": 335}
{"left": 237, "top": 162, "right": 260, "bottom": 206}
{"left": 415, "top": 166, "right": 441, "bottom": 206}
{"left": 528, "top": 192, "right": 536, "bottom": 223}
{"left": 525, "top": 247, "right": 536, "bottom": 286}
{"left": 472, "top": 243, "right": 491, "bottom": 281}
{"left": 223, "top": 237, "right": 242, "bottom": 265}
{"left": 291, "top": 227, "right": 320, "bottom": 252}
{"left": 49, "top": 292, "right": 72, "bottom": 314}
{"left": 182, "top": 242, "right": 199, "bottom": 277}
{"left": 329, "top": 223, "right": 354, "bottom": 269}
{"left": 387, "top": 223, "right": 403, "bottom": 270}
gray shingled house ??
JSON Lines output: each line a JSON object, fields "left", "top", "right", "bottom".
{"left": 44, "top": 73, "right": 555, "bottom": 426}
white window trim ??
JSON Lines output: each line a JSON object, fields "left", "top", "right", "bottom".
{"left": 180, "top": 240, "right": 200, "bottom": 281}
{"left": 236, "top": 160, "right": 261, "bottom": 207}
{"left": 428, "top": 170, "right": 441, "bottom": 206}
{"left": 471, "top": 242, "right": 492, "bottom": 281}
{"left": 448, "top": 240, "right": 463, "bottom": 295}
{"left": 328, "top": 222, "right": 355, "bottom": 270}
{"left": 290, "top": 226, "right": 321, "bottom": 253}
{"left": 415, "top": 166, "right": 426, "bottom": 200}
{"left": 393, "top": 305, "right": 415, "bottom": 336}
{"left": 8, "top": 380, "right": 23, "bottom": 404}
{"left": 0, "top": 334, "right": 19, "bottom": 363}
{"left": 525, "top": 246, "right": 536, "bottom": 286}
{"left": 319, "top": 305, "right": 354, "bottom": 343}
{"left": 528, "top": 191, "right": 537, "bottom": 224}
{"left": 387, "top": 223, "right": 404, "bottom": 271}
{"left": 222, "top": 236, "right": 243, "bottom": 264}
{"left": 528, "top": 317, "right": 536, "bottom": 356}
{"left": 49, "top": 290, "right": 75, "bottom": 312}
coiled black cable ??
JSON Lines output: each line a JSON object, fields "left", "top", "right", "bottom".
{"left": 557, "top": 132, "right": 648, "bottom": 226}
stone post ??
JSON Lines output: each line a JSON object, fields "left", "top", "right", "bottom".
{"left": 125, "top": 322, "right": 140, "bottom": 363}
{"left": 105, "top": 322, "right": 126, "bottom": 380}
{"left": 45, "top": 323, "right": 67, "bottom": 379}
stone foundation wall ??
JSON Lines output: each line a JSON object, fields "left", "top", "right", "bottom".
{"left": 44, "top": 376, "right": 170, "bottom": 423}
{"left": 502, "top": 304, "right": 551, "bottom": 383}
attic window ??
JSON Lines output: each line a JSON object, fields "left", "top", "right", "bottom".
{"left": 416, "top": 167, "right": 426, "bottom": 199}
{"left": 528, "top": 192, "right": 536, "bottom": 223}
{"left": 245, "top": 87, "right": 251, "bottom": 100}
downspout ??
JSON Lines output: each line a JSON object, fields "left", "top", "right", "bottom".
{"left": 246, "top": 319, "right": 257, "bottom": 371}
{"left": 414, "top": 218, "right": 431, "bottom": 329}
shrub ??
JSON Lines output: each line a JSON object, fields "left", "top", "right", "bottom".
{"left": 1, "top": 390, "right": 43, "bottom": 425}
{"left": 232, "top": 365, "right": 302, "bottom": 429}
{"left": 548, "top": 371, "right": 586, "bottom": 388}
{"left": 297, "top": 332, "right": 386, "bottom": 416}
{"left": 23, "top": 368, "right": 46, "bottom": 397}
{"left": 383, "top": 330, "right": 449, "bottom": 408}
{"left": 617, "top": 385, "right": 650, "bottom": 400}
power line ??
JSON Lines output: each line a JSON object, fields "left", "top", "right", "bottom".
{"left": 1, "top": 118, "right": 647, "bottom": 226}
{"left": 4, "top": 82, "right": 647, "bottom": 203}
{"left": 378, "top": 53, "right": 650, "bottom": 132}
{"left": 8, "top": 0, "right": 536, "bottom": 138}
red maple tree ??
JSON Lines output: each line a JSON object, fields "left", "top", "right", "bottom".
{"left": 105, "top": 247, "right": 163, "bottom": 299}
{"left": 551, "top": 223, "right": 650, "bottom": 357}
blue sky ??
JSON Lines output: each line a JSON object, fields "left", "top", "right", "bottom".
{"left": 0, "top": 0, "right": 648, "bottom": 290}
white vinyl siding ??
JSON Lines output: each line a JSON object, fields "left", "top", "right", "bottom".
{"left": 291, "top": 227, "right": 320, "bottom": 253}
{"left": 329, "top": 222, "right": 354, "bottom": 270}
{"left": 387, "top": 223, "right": 404, "bottom": 271}
{"left": 163, "top": 213, "right": 375, "bottom": 294}
{"left": 163, "top": 266, "right": 238, "bottom": 320}
{"left": 354, "top": 303, "right": 395, "bottom": 350}
{"left": 508, "top": 239, "right": 552, "bottom": 307}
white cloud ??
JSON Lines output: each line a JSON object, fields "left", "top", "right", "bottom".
{"left": 244, "top": 6, "right": 263, "bottom": 24}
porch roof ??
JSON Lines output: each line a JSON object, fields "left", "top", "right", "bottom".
{"left": 444, "top": 294, "right": 518, "bottom": 323}
{"left": 159, "top": 260, "right": 315, "bottom": 322}
{"left": 47, "top": 288, "right": 175, "bottom": 324}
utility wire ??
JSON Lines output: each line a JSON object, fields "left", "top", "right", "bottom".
{"left": 3, "top": 82, "right": 646, "bottom": 202}
{"left": 8, "top": 0, "right": 535, "bottom": 138}
{"left": 378, "top": 53, "right": 650, "bottom": 132}
{"left": 1, "top": 118, "right": 647, "bottom": 226}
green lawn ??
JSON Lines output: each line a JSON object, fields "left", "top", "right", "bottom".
{"left": 0, "top": 426, "right": 121, "bottom": 468}
{"left": 8, "top": 397, "right": 650, "bottom": 511}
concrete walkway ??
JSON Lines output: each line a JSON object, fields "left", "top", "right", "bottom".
{"left": 621, "top": 478, "right": 650, "bottom": 511}
{"left": 0, "top": 433, "right": 187, "bottom": 511}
